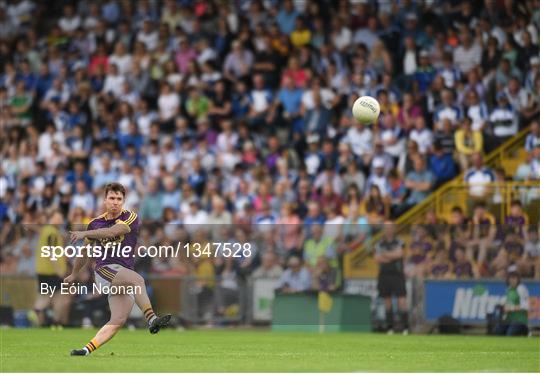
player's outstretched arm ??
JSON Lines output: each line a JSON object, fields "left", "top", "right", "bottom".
{"left": 70, "top": 223, "right": 131, "bottom": 243}
{"left": 64, "top": 253, "right": 90, "bottom": 283}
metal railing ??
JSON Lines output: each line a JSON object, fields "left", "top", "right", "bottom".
{"left": 344, "top": 125, "right": 534, "bottom": 278}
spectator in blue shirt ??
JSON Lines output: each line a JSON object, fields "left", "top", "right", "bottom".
{"left": 277, "top": 76, "right": 303, "bottom": 133}
{"left": 276, "top": 0, "right": 298, "bottom": 36}
{"left": 92, "top": 157, "right": 119, "bottom": 193}
{"left": 161, "top": 175, "right": 182, "bottom": 212}
{"left": 429, "top": 141, "right": 458, "bottom": 188}
{"left": 434, "top": 89, "right": 462, "bottom": 129}
{"left": 66, "top": 160, "right": 93, "bottom": 190}
{"left": 415, "top": 50, "right": 436, "bottom": 93}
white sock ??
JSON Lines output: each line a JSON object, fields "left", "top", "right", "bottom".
{"left": 148, "top": 315, "right": 157, "bottom": 325}
{"left": 83, "top": 347, "right": 90, "bottom": 355}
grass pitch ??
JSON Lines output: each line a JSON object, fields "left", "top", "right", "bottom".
{"left": 1, "top": 328, "right": 539, "bottom": 372}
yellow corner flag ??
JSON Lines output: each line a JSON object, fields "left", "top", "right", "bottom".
{"left": 318, "top": 291, "right": 333, "bottom": 313}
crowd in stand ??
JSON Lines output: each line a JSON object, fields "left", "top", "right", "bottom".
{"left": 1, "top": 0, "right": 540, "bottom": 299}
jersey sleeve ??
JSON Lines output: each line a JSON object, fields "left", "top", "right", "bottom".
{"left": 84, "top": 220, "right": 96, "bottom": 244}
{"left": 115, "top": 211, "right": 139, "bottom": 233}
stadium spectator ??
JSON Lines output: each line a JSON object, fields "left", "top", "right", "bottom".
{"left": 312, "top": 256, "right": 340, "bottom": 292}
{"left": 519, "top": 226, "right": 540, "bottom": 279}
{"left": 405, "top": 156, "right": 435, "bottom": 207}
{"left": 452, "top": 246, "right": 477, "bottom": 279}
{"left": 495, "top": 269, "right": 530, "bottom": 336}
{"left": 429, "top": 140, "right": 458, "bottom": 187}
{"left": 464, "top": 153, "right": 495, "bottom": 199}
{"left": 277, "top": 256, "right": 311, "bottom": 294}
{"left": 455, "top": 118, "right": 484, "bottom": 171}
{"left": 252, "top": 251, "right": 283, "bottom": 279}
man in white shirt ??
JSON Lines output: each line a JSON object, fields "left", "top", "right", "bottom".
{"left": 409, "top": 117, "right": 433, "bottom": 154}
{"left": 453, "top": 30, "right": 482, "bottom": 74}
{"left": 434, "top": 89, "right": 462, "bottom": 130}
{"left": 102, "top": 64, "right": 125, "bottom": 97}
{"left": 464, "top": 153, "right": 495, "bottom": 198}
{"left": 344, "top": 119, "right": 373, "bottom": 163}
{"left": 183, "top": 201, "right": 208, "bottom": 234}
{"left": 58, "top": 4, "right": 80, "bottom": 34}
{"left": 108, "top": 42, "right": 132, "bottom": 76}
{"left": 490, "top": 92, "right": 518, "bottom": 139}
{"left": 136, "top": 19, "right": 159, "bottom": 51}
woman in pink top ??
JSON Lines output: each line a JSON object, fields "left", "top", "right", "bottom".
{"left": 277, "top": 202, "right": 303, "bottom": 256}
{"left": 281, "top": 56, "right": 310, "bottom": 89}
{"left": 397, "top": 93, "right": 422, "bottom": 135}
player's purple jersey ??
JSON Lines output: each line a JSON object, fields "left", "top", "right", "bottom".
{"left": 87, "top": 210, "right": 139, "bottom": 270}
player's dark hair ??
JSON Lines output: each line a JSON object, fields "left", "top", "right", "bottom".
{"left": 104, "top": 183, "right": 126, "bottom": 197}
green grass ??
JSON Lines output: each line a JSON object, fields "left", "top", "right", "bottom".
{"left": 1, "top": 328, "right": 539, "bottom": 372}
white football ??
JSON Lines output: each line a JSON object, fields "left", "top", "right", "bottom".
{"left": 352, "top": 96, "right": 380, "bottom": 124}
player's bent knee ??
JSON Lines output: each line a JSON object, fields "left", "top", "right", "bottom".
{"left": 109, "top": 316, "right": 128, "bottom": 327}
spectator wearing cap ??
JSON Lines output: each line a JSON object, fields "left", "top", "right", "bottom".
{"left": 455, "top": 117, "right": 483, "bottom": 171}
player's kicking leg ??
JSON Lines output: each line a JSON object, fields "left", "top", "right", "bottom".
{"left": 111, "top": 267, "right": 172, "bottom": 334}
{"left": 71, "top": 294, "right": 134, "bottom": 356}
{"left": 71, "top": 267, "right": 171, "bottom": 356}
